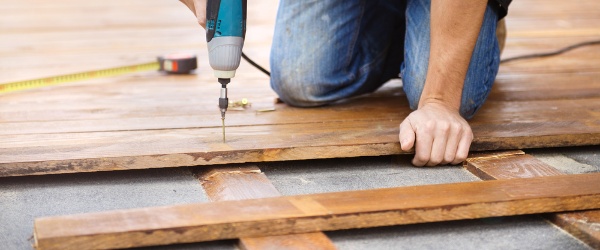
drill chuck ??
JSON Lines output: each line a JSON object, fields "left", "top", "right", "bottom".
{"left": 218, "top": 78, "right": 230, "bottom": 118}
{"left": 219, "top": 95, "right": 228, "bottom": 118}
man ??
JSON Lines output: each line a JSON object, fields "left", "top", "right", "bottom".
{"left": 181, "top": 0, "right": 510, "bottom": 167}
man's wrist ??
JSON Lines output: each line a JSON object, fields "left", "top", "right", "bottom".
{"left": 418, "top": 77, "right": 462, "bottom": 112}
{"left": 418, "top": 98, "right": 460, "bottom": 113}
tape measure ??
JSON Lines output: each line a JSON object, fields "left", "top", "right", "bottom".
{"left": 0, "top": 53, "right": 197, "bottom": 94}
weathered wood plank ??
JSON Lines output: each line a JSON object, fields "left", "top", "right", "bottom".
{"left": 490, "top": 72, "right": 600, "bottom": 101}
{"left": 2, "top": 117, "right": 600, "bottom": 177}
{"left": 33, "top": 173, "right": 600, "bottom": 250}
{"left": 465, "top": 151, "right": 563, "bottom": 180}
{"left": 499, "top": 48, "right": 600, "bottom": 74}
{"left": 2, "top": 74, "right": 600, "bottom": 134}
{"left": 465, "top": 151, "right": 600, "bottom": 249}
{"left": 550, "top": 210, "right": 600, "bottom": 250}
{"left": 192, "top": 165, "right": 337, "bottom": 250}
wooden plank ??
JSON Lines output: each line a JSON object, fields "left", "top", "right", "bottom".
{"left": 2, "top": 80, "right": 600, "bottom": 178}
{"left": 550, "top": 210, "right": 600, "bottom": 250}
{"left": 501, "top": 36, "right": 600, "bottom": 62}
{"left": 2, "top": 116, "right": 600, "bottom": 177}
{"left": 465, "top": 151, "right": 600, "bottom": 249}
{"left": 465, "top": 151, "right": 563, "bottom": 180}
{"left": 2, "top": 80, "right": 599, "bottom": 135}
{"left": 506, "top": 0, "right": 600, "bottom": 20}
{"left": 499, "top": 48, "right": 600, "bottom": 74}
{"left": 490, "top": 72, "right": 600, "bottom": 101}
{"left": 0, "top": 80, "right": 403, "bottom": 133}
{"left": 2, "top": 72, "right": 600, "bottom": 134}
{"left": 33, "top": 173, "right": 600, "bottom": 250}
{"left": 192, "top": 165, "right": 337, "bottom": 250}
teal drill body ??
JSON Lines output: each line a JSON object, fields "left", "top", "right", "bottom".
{"left": 206, "top": 0, "right": 247, "bottom": 141}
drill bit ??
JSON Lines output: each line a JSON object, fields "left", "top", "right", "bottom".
{"left": 221, "top": 116, "right": 225, "bottom": 142}
{"left": 218, "top": 78, "right": 230, "bottom": 142}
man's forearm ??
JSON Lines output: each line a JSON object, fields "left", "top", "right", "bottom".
{"left": 420, "top": 0, "right": 487, "bottom": 111}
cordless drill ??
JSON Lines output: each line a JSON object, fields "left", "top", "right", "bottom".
{"left": 206, "top": 0, "right": 247, "bottom": 142}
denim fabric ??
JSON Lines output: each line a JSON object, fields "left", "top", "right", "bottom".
{"left": 270, "top": 0, "right": 500, "bottom": 119}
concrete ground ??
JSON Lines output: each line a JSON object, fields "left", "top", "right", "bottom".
{"left": 1, "top": 146, "right": 598, "bottom": 249}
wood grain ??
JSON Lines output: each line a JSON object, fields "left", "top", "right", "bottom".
{"left": 465, "top": 151, "right": 600, "bottom": 249}
{"left": 1, "top": 0, "right": 600, "bottom": 177}
{"left": 465, "top": 151, "right": 563, "bottom": 180}
{"left": 33, "top": 173, "right": 600, "bottom": 250}
{"left": 2, "top": 117, "right": 600, "bottom": 177}
{"left": 192, "top": 165, "right": 337, "bottom": 250}
{"left": 550, "top": 210, "right": 600, "bottom": 250}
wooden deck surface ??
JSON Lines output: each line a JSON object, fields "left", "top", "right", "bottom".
{"left": 1, "top": 0, "right": 599, "bottom": 177}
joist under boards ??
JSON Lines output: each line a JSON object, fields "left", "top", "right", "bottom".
{"left": 192, "top": 165, "right": 337, "bottom": 250}
{"left": 465, "top": 150, "right": 600, "bottom": 249}
{"left": 33, "top": 173, "right": 600, "bottom": 250}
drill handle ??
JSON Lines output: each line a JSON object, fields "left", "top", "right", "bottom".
{"left": 206, "top": 0, "right": 247, "bottom": 43}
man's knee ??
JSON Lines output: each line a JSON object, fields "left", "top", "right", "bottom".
{"left": 270, "top": 63, "right": 329, "bottom": 107}
{"left": 401, "top": 60, "right": 427, "bottom": 112}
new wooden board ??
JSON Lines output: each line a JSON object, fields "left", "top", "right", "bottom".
{"left": 34, "top": 173, "right": 600, "bottom": 250}
{"left": 465, "top": 151, "right": 600, "bottom": 249}
{"left": 192, "top": 165, "right": 337, "bottom": 250}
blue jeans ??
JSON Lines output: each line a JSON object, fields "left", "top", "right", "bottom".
{"left": 270, "top": 0, "right": 501, "bottom": 119}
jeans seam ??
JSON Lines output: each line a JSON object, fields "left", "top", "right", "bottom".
{"left": 462, "top": 6, "right": 500, "bottom": 118}
{"left": 343, "top": 0, "right": 366, "bottom": 79}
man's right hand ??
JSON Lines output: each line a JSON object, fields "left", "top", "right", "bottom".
{"left": 399, "top": 102, "right": 473, "bottom": 167}
{"left": 180, "top": 0, "right": 207, "bottom": 28}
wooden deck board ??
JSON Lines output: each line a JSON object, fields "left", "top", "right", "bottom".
{"left": 465, "top": 151, "right": 600, "bottom": 249}
{"left": 33, "top": 173, "right": 600, "bottom": 250}
{"left": 192, "top": 165, "right": 337, "bottom": 250}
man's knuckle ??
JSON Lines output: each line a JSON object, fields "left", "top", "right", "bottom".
{"left": 456, "top": 152, "right": 468, "bottom": 162}
{"left": 415, "top": 154, "right": 427, "bottom": 162}
{"left": 427, "top": 160, "right": 441, "bottom": 167}
{"left": 412, "top": 158, "right": 426, "bottom": 167}
{"left": 414, "top": 154, "right": 429, "bottom": 163}
{"left": 429, "top": 155, "right": 443, "bottom": 165}
{"left": 423, "top": 121, "right": 435, "bottom": 131}
{"left": 451, "top": 123, "right": 462, "bottom": 131}
{"left": 465, "top": 131, "right": 474, "bottom": 141}
{"left": 444, "top": 154, "right": 455, "bottom": 164}
{"left": 439, "top": 122, "right": 450, "bottom": 132}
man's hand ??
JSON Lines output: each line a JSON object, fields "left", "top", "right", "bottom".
{"left": 399, "top": 102, "right": 473, "bottom": 167}
{"left": 399, "top": 0, "right": 486, "bottom": 166}
{"left": 180, "top": 0, "right": 207, "bottom": 28}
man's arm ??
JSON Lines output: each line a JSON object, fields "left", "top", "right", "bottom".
{"left": 399, "top": 0, "right": 487, "bottom": 166}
